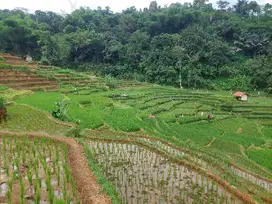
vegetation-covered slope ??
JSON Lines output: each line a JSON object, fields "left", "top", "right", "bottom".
{"left": 1, "top": 65, "right": 272, "bottom": 203}
{"left": 0, "top": 0, "right": 271, "bottom": 90}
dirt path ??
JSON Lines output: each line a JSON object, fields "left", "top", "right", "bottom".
{"left": 239, "top": 145, "right": 248, "bottom": 158}
{"left": 205, "top": 137, "right": 216, "bottom": 147}
{"left": 0, "top": 130, "right": 111, "bottom": 204}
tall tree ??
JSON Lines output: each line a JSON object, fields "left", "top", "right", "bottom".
{"left": 217, "top": 1, "right": 230, "bottom": 11}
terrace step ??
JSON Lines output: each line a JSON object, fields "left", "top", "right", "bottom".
{"left": 12, "top": 84, "right": 59, "bottom": 91}
{"left": 8, "top": 81, "right": 57, "bottom": 87}
{"left": 3, "top": 61, "right": 37, "bottom": 68}
{"left": 0, "top": 68, "right": 58, "bottom": 90}
{"left": 0, "top": 78, "right": 51, "bottom": 84}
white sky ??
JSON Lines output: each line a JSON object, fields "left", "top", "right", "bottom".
{"left": 0, "top": 0, "right": 271, "bottom": 13}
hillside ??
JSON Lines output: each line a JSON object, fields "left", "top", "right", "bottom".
{"left": 0, "top": 0, "right": 271, "bottom": 91}
{"left": 0, "top": 0, "right": 272, "bottom": 202}
{"left": 1, "top": 63, "right": 272, "bottom": 203}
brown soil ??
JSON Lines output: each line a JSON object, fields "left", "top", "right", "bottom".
{"left": 205, "top": 137, "right": 216, "bottom": 147}
{"left": 236, "top": 127, "right": 243, "bottom": 134}
{"left": 230, "top": 162, "right": 272, "bottom": 183}
{"left": 87, "top": 136, "right": 258, "bottom": 204}
{"left": 0, "top": 53, "right": 37, "bottom": 68}
{"left": 0, "top": 107, "right": 7, "bottom": 121}
{"left": 261, "top": 196, "right": 272, "bottom": 204}
{"left": 0, "top": 130, "right": 111, "bottom": 204}
{"left": 0, "top": 69, "right": 59, "bottom": 90}
{"left": 87, "top": 129, "right": 272, "bottom": 203}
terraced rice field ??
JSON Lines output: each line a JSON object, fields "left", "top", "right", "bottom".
{"left": 0, "top": 69, "right": 58, "bottom": 91}
{"left": 1, "top": 65, "right": 271, "bottom": 203}
{"left": 0, "top": 54, "right": 37, "bottom": 68}
{"left": 89, "top": 140, "right": 240, "bottom": 204}
{"left": 0, "top": 135, "right": 78, "bottom": 203}
{"left": 35, "top": 67, "right": 104, "bottom": 90}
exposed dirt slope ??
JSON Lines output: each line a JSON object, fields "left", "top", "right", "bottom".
{"left": 0, "top": 69, "right": 58, "bottom": 91}
{"left": 0, "top": 53, "right": 37, "bottom": 68}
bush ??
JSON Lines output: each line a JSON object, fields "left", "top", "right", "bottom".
{"left": 52, "top": 99, "right": 69, "bottom": 121}
{"left": 0, "top": 97, "right": 4, "bottom": 109}
{"left": 66, "top": 121, "right": 85, "bottom": 138}
{"left": 0, "top": 86, "right": 8, "bottom": 91}
{"left": 266, "top": 87, "right": 272, "bottom": 94}
{"left": 39, "top": 57, "right": 50, "bottom": 65}
{"left": 0, "top": 56, "right": 5, "bottom": 62}
{"left": 104, "top": 75, "right": 117, "bottom": 89}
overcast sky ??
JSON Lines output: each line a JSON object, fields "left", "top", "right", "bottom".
{"left": 0, "top": 0, "right": 271, "bottom": 13}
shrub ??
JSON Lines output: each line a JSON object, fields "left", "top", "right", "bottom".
{"left": 0, "top": 97, "right": 4, "bottom": 109}
{"left": 66, "top": 121, "right": 85, "bottom": 138}
{"left": 39, "top": 57, "right": 50, "bottom": 65}
{"left": 266, "top": 87, "right": 272, "bottom": 95}
{"left": 52, "top": 99, "right": 70, "bottom": 121}
{"left": 104, "top": 75, "right": 117, "bottom": 89}
{"left": 0, "top": 86, "right": 8, "bottom": 91}
{"left": 0, "top": 97, "right": 7, "bottom": 121}
{"left": 0, "top": 56, "right": 5, "bottom": 62}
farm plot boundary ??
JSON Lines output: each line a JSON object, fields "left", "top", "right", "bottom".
{"left": 86, "top": 130, "right": 272, "bottom": 202}
{"left": 85, "top": 137, "right": 258, "bottom": 204}
{"left": 0, "top": 130, "right": 111, "bottom": 204}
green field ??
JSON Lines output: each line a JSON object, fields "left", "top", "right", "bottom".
{"left": 1, "top": 67, "right": 272, "bottom": 203}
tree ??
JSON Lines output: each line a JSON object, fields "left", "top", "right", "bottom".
{"left": 0, "top": 1, "right": 271, "bottom": 90}
{"left": 149, "top": 1, "right": 158, "bottom": 12}
{"left": 193, "top": 0, "right": 209, "bottom": 7}
{"left": 247, "top": 1, "right": 261, "bottom": 17}
{"left": 217, "top": 1, "right": 230, "bottom": 11}
{"left": 234, "top": 32, "right": 270, "bottom": 56}
{"left": 263, "top": 3, "right": 272, "bottom": 17}
{"left": 234, "top": 0, "right": 249, "bottom": 16}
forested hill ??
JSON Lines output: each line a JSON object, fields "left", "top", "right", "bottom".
{"left": 0, "top": 0, "right": 271, "bottom": 91}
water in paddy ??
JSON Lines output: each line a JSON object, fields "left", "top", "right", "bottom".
{"left": 89, "top": 141, "right": 241, "bottom": 204}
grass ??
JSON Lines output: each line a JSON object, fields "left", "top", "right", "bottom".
{"left": 0, "top": 85, "right": 9, "bottom": 91}
{"left": 1, "top": 66, "right": 271, "bottom": 202}
{"left": 4, "top": 104, "right": 70, "bottom": 135}
{"left": 16, "top": 92, "right": 62, "bottom": 112}
{"left": 247, "top": 148, "right": 272, "bottom": 171}
{"left": 104, "top": 107, "right": 143, "bottom": 132}
{"left": 0, "top": 63, "right": 30, "bottom": 72}
{"left": 1, "top": 89, "right": 32, "bottom": 101}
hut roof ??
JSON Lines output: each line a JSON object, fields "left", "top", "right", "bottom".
{"left": 233, "top": 92, "right": 248, "bottom": 97}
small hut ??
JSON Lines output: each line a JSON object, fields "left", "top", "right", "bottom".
{"left": 233, "top": 92, "right": 248, "bottom": 102}
{"left": 23, "top": 55, "right": 33, "bottom": 63}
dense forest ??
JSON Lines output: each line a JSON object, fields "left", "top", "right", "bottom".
{"left": 0, "top": 0, "right": 271, "bottom": 91}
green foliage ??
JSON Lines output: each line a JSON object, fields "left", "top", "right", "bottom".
{"left": 0, "top": 2, "right": 271, "bottom": 89}
{"left": 104, "top": 108, "right": 142, "bottom": 132}
{"left": 52, "top": 99, "right": 70, "bottom": 121}
{"left": 248, "top": 148, "right": 272, "bottom": 171}
{"left": 66, "top": 121, "right": 85, "bottom": 138}
{"left": 229, "top": 75, "right": 253, "bottom": 91}
{"left": 0, "top": 86, "right": 8, "bottom": 91}
{"left": 0, "top": 63, "right": 30, "bottom": 73}
{"left": 266, "top": 87, "right": 272, "bottom": 94}
{"left": 104, "top": 75, "right": 117, "bottom": 89}
{"left": 0, "top": 97, "right": 5, "bottom": 109}
{"left": 4, "top": 104, "right": 70, "bottom": 135}
{"left": 79, "top": 140, "right": 120, "bottom": 204}
{"left": 0, "top": 56, "right": 5, "bottom": 62}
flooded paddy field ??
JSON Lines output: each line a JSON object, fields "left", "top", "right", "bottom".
{"left": 0, "top": 136, "right": 78, "bottom": 203}
{"left": 136, "top": 137, "right": 272, "bottom": 193}
{"left": 89, "top": 140, "right": 242, "bottom": 204}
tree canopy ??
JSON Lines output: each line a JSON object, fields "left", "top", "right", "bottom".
{"left": 0, "top": 0, "right": 271, "bottom": 91}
